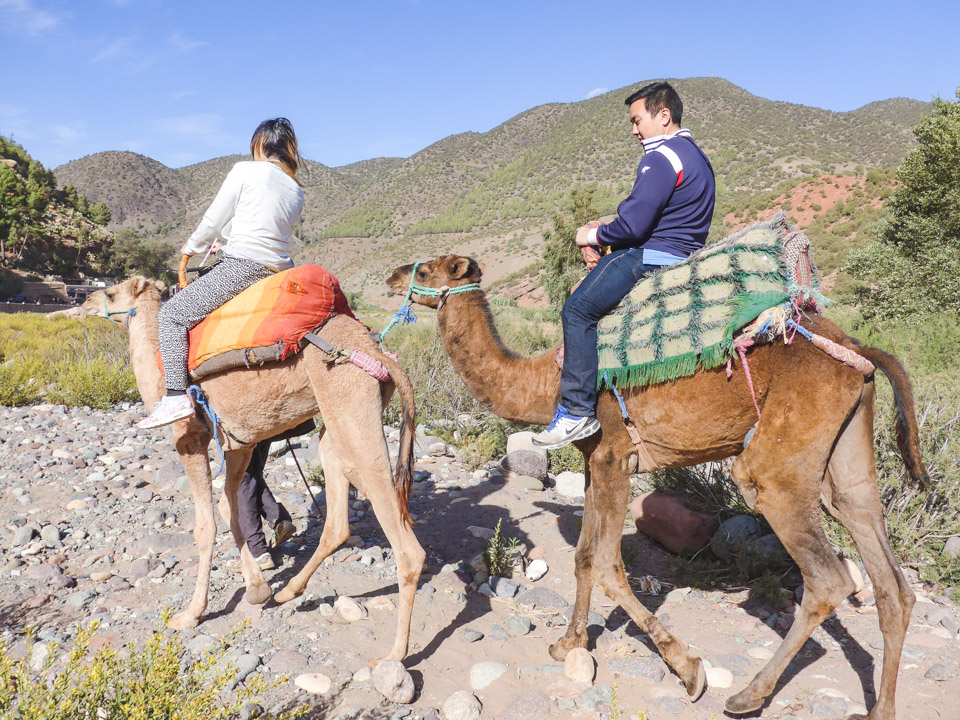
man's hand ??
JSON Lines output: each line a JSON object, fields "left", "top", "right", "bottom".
{"left": 575, "top": 221, "right": 602, "bottom": 247}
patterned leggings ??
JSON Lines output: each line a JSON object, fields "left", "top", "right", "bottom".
{"left": 158, "top": 256, "right": 275, "bottom": 392}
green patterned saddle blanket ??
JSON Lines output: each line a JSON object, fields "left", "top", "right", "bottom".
{"left": 596, "top": 213, "right": 823, "bottom": 389}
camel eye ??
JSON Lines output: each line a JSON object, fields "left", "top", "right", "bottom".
{"left": 416, "top": 270, "right": 426, "bottom": 280}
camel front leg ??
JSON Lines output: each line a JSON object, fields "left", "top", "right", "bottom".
{"left": 169, "top": 425, "right": 215, "bottom": 630}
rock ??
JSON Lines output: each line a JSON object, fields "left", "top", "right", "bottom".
{"left": 924, "top": 663, "right": 953, "bottom": 681}
{"left": 65, "top": 499, "right": 88, "bottom": 511}
{"left": 554, "top": 471, "right": 586, "bottom": 500}
{"left": 710, "top": 653, "right": 752, "bottom": 677}
{"left": 629, "top": 492, "right": 718, "bottom": 554}
{"left": 564, "top": 647, "right": 596, "bottom": 683}
{"left": 25, "top": 564, "right": 62, "bottom": 583}
{"left": 563, "top": 606, "right": 606, "bottom": 628}
{"left": 187, "top": 634, "right": 218, "bottom": 656}
{"left": 577, "top": 684, "right": 614, "bottom": 710}
{"left": 65, "top": 590, "right": 96, "bottom": 608}
{"left": 711, "top": 515, "right": 763, "bottom": 561}
{"left": 30, "top": 642, "right": 51, "bottom": 672}
{"left": 352, "top": 666, "right": 372, "bottom": 683}
{"left": 11, "top": 526, "right": 36, "bottom": 547}
{"left": 516, "top": 587, "right": 569, "bottom": 610}
{"left": 808, "top": 699, "right": 842, "bottom": 718}
{"left": 467, "top": 526, "right": 495, "bottom": 540}
{"left": 469, "top": 661, "right": 508, "bottom": 690}
{"left": 943, "top": 536, "right": 960, "bottom": 559}
{"left": 706, "top": 665, "right": 733, "bottom": 688}
{"left": 428, "top": 441, "right": 448, "bottom": 457}
{"left": 595, "top": 629, "right": 648, "bottom": 658}
{"left": 441, "top": 690, "right": 482, "bottom": 720}
{"left": 240, "top": 701, "right": 264, "bottom": 720}
{"left": 506, "top": 615, "right": 533, "bottom": 636}
{"left": 266, "top": 649, "right": 308, "bottom": 675}
{"left": 742, "top": 533, "right": 792, "bottom": 571}
{"left": 500, "top": 690, "right": 552, "bottom": 720}
{"left": 230, "top": 654, "right": 261, "bottom": 687}
{"left": 510, "top": 475, "right": 545, "bottom": 491}
{"left": 490, "top": 576, "right": 521, "bottom": 599}
{"left": 842, "top": 558, "right": 865, "bottom": 593}
{"left": 294, "top": 673, "right": 332, "bottom": 694}
{"left": 505, "top": 431, "right": 547, "bottom": 457}
{"left": 657, "top": 697, "right": 687, "bottom": 714}
{"left": 335, "top": 595, "right": 368, "bottom": 622}
{"left": 462, "top": 628, "right": 483, "bottom": 643}
{"left": 39, "top": 525, "right": 62, "bottom": 548}
{"left": 373, "top": 660, "right": 415, "bottom": 704}
{"left": 367, "top": 597, "right": 397, "bottom": 612}
{"left": 155, "top": 460, "right": 183, "bottom": 487}
{"left": 127, "top": 557, "right": 160, "bottom": 581}
{"left": 525, "top": 558, "right": 548, "bottom": 581}
{"left": 606, "top": 657, "right": 667, "bottom": 681}
{"left": 500, "top": 450, "right": 548, "bottom": 481}
{"left": 360, "top": 546, "right": 384, "bottom": 565}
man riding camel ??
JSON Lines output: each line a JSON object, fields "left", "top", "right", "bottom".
{"left": 533, "top": 81, "right": 716, "bottom": 449}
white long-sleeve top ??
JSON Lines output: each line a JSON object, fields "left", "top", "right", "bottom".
{"left": 183, "top": 160, "right": 304, "bottom": 271}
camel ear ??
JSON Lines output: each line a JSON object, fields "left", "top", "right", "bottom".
{"left": 153, "top": 280, "right": 166, "bottom": 293}
{"left": 450, "top": 257, "right": 478, "bottom": 281}
{"left": 132, "top": 277, "right": 152, "bottom": 296}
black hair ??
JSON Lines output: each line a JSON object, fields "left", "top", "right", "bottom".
{"left": 624, "top": 82, "right": 683, "bottom": 126}
{"left": 250, "top": 117, "right": 303, "bottom": 183}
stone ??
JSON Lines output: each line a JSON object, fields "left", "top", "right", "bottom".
{"left": 39, "top": 525, "right": 61, "bottom": 548}
{"left": 705, "top": 665, "right": 733, "bottom": 688}
{"left": 11, "top": 525, "right": 36, "bottom": 547}
{"left": 595, "top": 629, "right": 649, "bottom": 658}
{"left": 577, "top": 684, "right": 614, "bottom": 710}
{"left": 469, "top": 661, "right": 508, "bottom": 690}
{"left": 65, "top": 590, "right": 96, "bottom": 608}
{"left": 155, "top": 460, "right": 183, "bottom": 487}
{"left": 489, "top": 576, "right": 521, "bottom": 599}
{"left": 808, "top": 700, "right": 842, "bottom": 718}
{"left": 710, "top": 653, "right": 752, "bottom": 677}
{"left": 127, "top": 557, "right": 160, "bottom": 581}
{"left": 467, "top": 526, "right": 495, "bottom": 540}
{"left": 629, "top": 491, "right": 718, "bottom": 553}
{"left": 943, "top": 536, "right": 960, "bottom": 559}
{"left": 462, "top": 628, "right": 483, "bottom": 643}
{"left": 658, "top": 697, "right": 687, "bottom": 714}
{"left": 266, "top": 649, "right": 308, "bottom": 675}
{"left": 510, "top": 475, "right": 544, "bottom": 491}
{"left": 555, "top": 471, "right": 586, "bottom": 499}
{"left": 428, "top": 441, "right": 448, "bottom": 457}
{"left": 373, "top": 659, "right": 415, "bottom": 704}
{"left": 441, "top": 690, "right": 482, "bottom": 720}
{"left": 606, "top": 656, "right": 667, "bottom": 681}
{"left": 352, "top": 666, "right": 372, "bottom": 683}
{"left": 66, "top": 499, "right": 88, "bottom": 511}
{"left": 294, "top": 673, "right": 332, "bottom": 694}
{"left": 500, "top": 690, "right": 552, "bottom": 720}
{"left": 505, "top": 431, "right": 547, "bottom": 457}
{"left": 563, "top": 606, "right": 606, "bottom": 628}
{"left": 506, "top": 615, "right": 533, "bottom": 636}
{"left": 564, "top": 647, "right": 596, "bottom": 683}
{"left": 711, "top": 515, "right": 763, "bottom": 561}
{"left": 515, "top": 586, "right": 569, "bottom": 611}
{"left": 924, "top": 663, "right": 953, "bottom": 681}
{"left": 187, "top": 634, "right": 218, "bottom": 656}
{"left": 524, "top": 558, "right": 548, "bottom": 581}
{"left": 335, "top": 595, "right": 368, "bottom": 622}
{"left": 500, "top": 450, "right": 548, "bottom": 481}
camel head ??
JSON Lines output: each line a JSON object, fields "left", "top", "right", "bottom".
{"left": 82, "top": 276, "right": 166, "bottom": 328}
{"left": 386, "top": 255, "right": 483, "bottom": 308}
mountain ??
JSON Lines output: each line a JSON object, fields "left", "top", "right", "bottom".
{"left": 54, "top": 78, "right": 929, "bottom": 296}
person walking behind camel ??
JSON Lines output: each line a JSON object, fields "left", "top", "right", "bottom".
{"left": 533, "top": 82, "right": 716, "bottom": 449}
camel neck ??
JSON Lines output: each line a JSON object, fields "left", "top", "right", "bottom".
{"left": 127, "top": 296, "right": 165, "bottom": 406}
{"left": 437, "top": 291, "right": 560, "bottom": 425}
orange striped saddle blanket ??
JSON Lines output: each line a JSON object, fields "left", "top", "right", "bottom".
{"left": 159, "top": 264, "right": 358, "bottom": 381}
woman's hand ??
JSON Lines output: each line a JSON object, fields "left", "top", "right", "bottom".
{"left": 180, "top": 243, "right": 196, "bottom": 257}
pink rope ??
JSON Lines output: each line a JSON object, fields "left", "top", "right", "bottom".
{"left": 734, "top": 337, "right": 762, "bottom": 422}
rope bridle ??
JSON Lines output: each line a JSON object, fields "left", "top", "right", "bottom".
{"left": 380, "top": 261, "right": 481, "bottom": 341}
{"left": 103, "top": 293, "right": 138, "bottom": 329}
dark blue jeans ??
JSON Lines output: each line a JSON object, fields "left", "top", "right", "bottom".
{"left": 560, "top": 247, "right": 657, "bottom": 417}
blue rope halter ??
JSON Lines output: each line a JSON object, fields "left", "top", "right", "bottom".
{"left": 379, "top": 261, "right": 482, "bottom": 341}
{"left": 187, "top": 385, "right": 226, "bottom": 477}
{"left": 103, "top": 293, "right": 138, "bottom": 329}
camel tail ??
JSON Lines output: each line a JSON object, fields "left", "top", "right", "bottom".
{"left": 858, "top": 345, "right": 929, "bottom": 490}
{"left": 373, "top": 351, "right": 417, "bottom": 527}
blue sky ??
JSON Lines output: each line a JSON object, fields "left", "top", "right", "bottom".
{"left": 1, "top": 0, "right": 957, "bottom": 170}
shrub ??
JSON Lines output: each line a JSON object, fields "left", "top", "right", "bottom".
{"left": 483, "top": 518, "right": 521, "bottom": 577}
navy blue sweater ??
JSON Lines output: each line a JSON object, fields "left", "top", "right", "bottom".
{"left": 597, "top": 130, "right": 715, "bottom": 258}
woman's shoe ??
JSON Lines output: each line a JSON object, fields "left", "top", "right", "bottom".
{"left": 138, "top": 394, "right": 195, "bottom": 429}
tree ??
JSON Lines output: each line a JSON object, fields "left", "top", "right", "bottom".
{"left": 541, "top": 187, "right": 599, "bottom": 313}
{"left": 88, "top": 201, "right": 112, "bottom": 226}
{"left": 847, "top": 89, "right": 960, "bottom": 322}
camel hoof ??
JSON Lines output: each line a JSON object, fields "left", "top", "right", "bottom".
{"left": 274, "top": 585, "right": 302, "bottom": 604}
{"left": 724, "top": 687, "right": 765, "bottom": 716}
{"left": 548, "top": 641, "right": 569, "bottom": 662}
{"left": 168, "top": 611, "right": 200, "bottom": 630}
{"left": 244, "top": 583, "right": 272, "bottom": 605}
{"left": 685, "top": 658, "right": 707, "bottom": 701}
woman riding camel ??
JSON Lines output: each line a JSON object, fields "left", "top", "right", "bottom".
{"left": 139, "top": 117, "right": 305, "bottom": 429}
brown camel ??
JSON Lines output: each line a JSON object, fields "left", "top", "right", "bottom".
{"left": 82, "top": 277, "right": 426, "bottom": 663}
{"left": 387, "top": 255, "right": 927, "bottom": 720}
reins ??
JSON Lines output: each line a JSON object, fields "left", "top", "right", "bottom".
{"left": 379, "top": 261, "right": 482, "bottom": 341}
{"left": 104, "top": 293, "right": 138, "bottom": 329}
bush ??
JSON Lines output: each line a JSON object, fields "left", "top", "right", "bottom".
{"left": 0, "top": 616, "right": 299, "bottom": 720}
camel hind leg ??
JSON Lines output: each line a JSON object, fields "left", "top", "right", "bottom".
{"left": 219, "top": 446, "right": 272, "bottom": 605}
{"left": 725, "top": 375, "right": 862, "bottom": 716}
{"left": 821, "top": 383, "right": 914, "bottom": 720}
{"left": 275, "top": 430, "right": 352, "bottom": 602}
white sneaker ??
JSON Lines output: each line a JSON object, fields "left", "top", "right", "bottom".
{"left": 138, "top": 394, "right": 195, "bottom": 429}
{"left": 531, "top": 404, "right": 600, "bottom": 449}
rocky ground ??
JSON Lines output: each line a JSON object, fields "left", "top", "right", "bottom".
{"left": 2, "top": 402, "right": 958, "bottom": 719}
